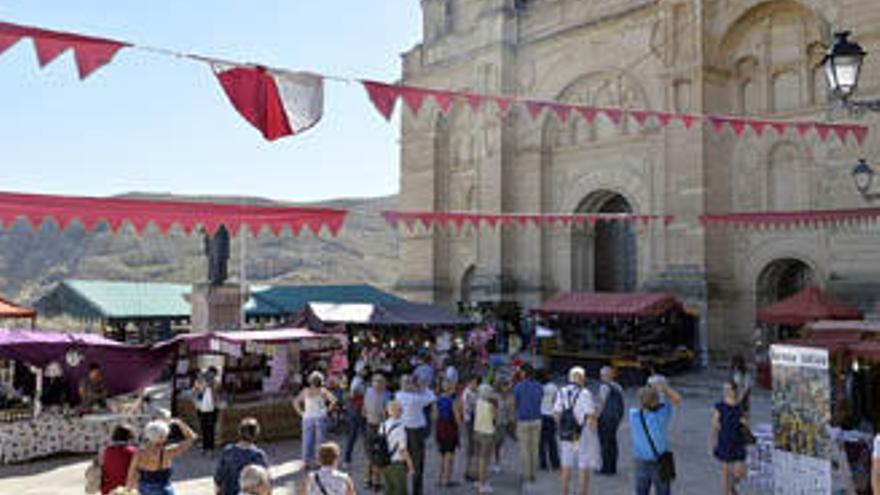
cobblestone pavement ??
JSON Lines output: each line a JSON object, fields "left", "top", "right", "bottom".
{"left": 0, "top": 368, "right": 770, "bottom": 495}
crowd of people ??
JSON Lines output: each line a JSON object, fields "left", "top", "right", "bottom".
{"left": 87, "top": 355, "right": 765, "bottom": 495}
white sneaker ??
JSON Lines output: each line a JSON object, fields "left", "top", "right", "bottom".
{"left": 479, "top": 483, "right": 494, "bottom": 493}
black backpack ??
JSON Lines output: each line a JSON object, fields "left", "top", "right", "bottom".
{"left": 369, "top": 423, "right": 399, "bottom": 468}
{"left": 558, "top": 388, "right": 582, "bottom": 442}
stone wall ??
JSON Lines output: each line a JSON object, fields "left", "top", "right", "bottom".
{"left": 399, "top": 0, "right": 880, "bottom": 357}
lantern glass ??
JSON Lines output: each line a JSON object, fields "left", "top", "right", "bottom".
{"left": 832, "top": 55, "right": 863, "bottom": 96}
{"left": 823, "top": 32, "right": 866, "bottom": 98}
{"left": 852, "top": 159, "right": 874, "bottom": 195}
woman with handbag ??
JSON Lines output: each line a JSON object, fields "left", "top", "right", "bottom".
{"left": 710, "top": 381, "right": 749, "bottom": 495}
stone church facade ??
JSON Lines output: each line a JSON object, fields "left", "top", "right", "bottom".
{"left": 395, "top": 0, "right": 880, "bottom": 356}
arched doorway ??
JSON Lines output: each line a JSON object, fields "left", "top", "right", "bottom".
{"left": 571, "top": 190, "right": 637, "bottom": 292}
{"left": 756, "top": 258, "right": 815, "bottom": 309}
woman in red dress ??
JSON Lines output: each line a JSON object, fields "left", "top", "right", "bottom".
{"left": 101, "top": 424, "right": 137, "bottom": 495}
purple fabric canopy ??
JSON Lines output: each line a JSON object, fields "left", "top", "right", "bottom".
{"left": 178, "top": 328, "right": 340, "bottom": 353}
{"left": 0, "top": 328, "right": 177, "bottom": 399}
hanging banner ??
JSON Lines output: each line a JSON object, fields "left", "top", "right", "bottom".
{"left": 211, "top": 63, "right": 323, "bottom": 141}
{"left": 0, "top": 191, "right": 347, "bottom": 236}
{"left": 381, "top": 210, "right": 671, "bottom": 232}
{"left": 359, "top": 80, "right": 869, "bottom": 147}
{"left": 769, "top": 344, "right": 832, "bottom": 495}
{"left": 701, "top": 207, "right": 880, "bottom": 230}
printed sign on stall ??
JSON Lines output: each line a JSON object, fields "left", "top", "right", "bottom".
{"left": 769, "top": 344, "right": 832, "bottom": 495}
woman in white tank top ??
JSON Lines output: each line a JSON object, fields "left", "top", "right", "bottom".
{"left": 294, "top": 372, "right": 337, "bottom": 468}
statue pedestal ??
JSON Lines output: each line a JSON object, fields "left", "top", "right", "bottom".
{"left": 188, "top": 283, "right": 245, "bottom": 333}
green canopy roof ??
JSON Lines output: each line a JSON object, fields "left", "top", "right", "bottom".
{"left": 61, "top": 280, "right": 192, "bottom": 319}
{"left": 36, "top": 280, "right": 406, "bottom": 321}
{"left": 248, "top": 284, "right": 406, "bottom": 317}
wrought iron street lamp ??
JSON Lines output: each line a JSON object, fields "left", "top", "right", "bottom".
{"left": 822, "top": 31, "right": 880, "bottom": 113}
{"left": 851, "top": 159, "right": 879, "bottom": 200}
{"left": 823, "top": 32, "right": 880, "bottom": 200}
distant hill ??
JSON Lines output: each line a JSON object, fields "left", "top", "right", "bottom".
{"left": 0, "top": 193, "right": 400, "bottom": 305}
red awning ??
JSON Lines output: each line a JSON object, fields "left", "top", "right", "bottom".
{"left": 847, "top": 341, "right": 880, "bottom": 361}
{"left": 532, "top": 292, "right": 682, "bottom": 318}
{"left": 0, "top": 191, "right": 347, "bottom": 236}
{"left": 758, "top": 286, "right": 862, "bottom": 326}
{"left": 0, "top": 297, "right": 35, "bottom": 319}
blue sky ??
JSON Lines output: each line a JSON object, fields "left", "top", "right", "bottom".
{"left": 0, "top": 1, "right": 421, "bottom": 202}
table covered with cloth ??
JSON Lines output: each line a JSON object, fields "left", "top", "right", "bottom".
{"left": 0, "top": 412, "right": 151, "bottom": 464}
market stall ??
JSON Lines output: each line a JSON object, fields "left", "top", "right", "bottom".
{"left": 531, "top": 292, "right": 697, "bottom": 384}
{"left": 0, "top": 328, "right": 174, "bottom": 463}
{"left": 172, "top": 328, "right": 340, "bottom": 444}
{"left": 297, "top": 300, "right": 474, "bottom": 383}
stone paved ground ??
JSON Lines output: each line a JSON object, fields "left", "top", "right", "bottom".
{"left": 0, "top": 368, "right": 770, "bottom": 495}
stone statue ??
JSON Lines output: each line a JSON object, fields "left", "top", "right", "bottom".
{"left": 203, "top": 225, "right": 230, "bottom": 286}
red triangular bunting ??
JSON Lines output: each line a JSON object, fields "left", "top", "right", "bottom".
{"left": 71, "top": 40, "right": 125, "bottom": 79}
{"left": 748, "top": 120, "right": 767, "bottom": 137}
{"left": 399, "top": 86, "right": 428, "bottom": 116}
{"left": 832, "top": 125, "right": 849, "bottom": 144}
{"left": 431, "top": 90, "right": 456, "bottom": 115}
{"left": 814, "top": 123, "right": 832, "bottom": 141}
{"left": 630, "top": 110, "right": 650, "bottom": 127}
{"left": 466, "top": 94, "right": 482, "bottom": 112}
{"left": 708, "top": 117, "right": 726, "bottom": 134}
{"left": 484, "top": 215, "right": 501, "bottom": 229}
{"left": 501, "top": 216, "right": 516, "bottom": 228}
{"left": 33, "top": 35, "right": 71, "bottom": 67}
{"left": 0, "top": 32, "right": 23, "bottom": 55}
{"left": 655, "top": 112, "right": 673, "bottom": 127}
{"left": 550, "top": 104, "right": 571, "bottom": 124}
{"left": 493, "top": 97, "right": 512, "bottom": 114}
{"left": 601, "top": 108, "right": 623, "bottom": 125}
{"left": 728, "top": 118, "right": 746, "bottom": 136}
{"left": 362, "top": 81, "right": 400, "bottom": 121}
{"left": 769, "top": 122, "right": 788, "bottom": 136}
{"left": 679, "top": 114, "right": 698, "bottom": 130}
{"left": 575, "top": 107, "right": 597, "bottom": 125}
{"left": 796, "top": 123, "right": 812, "bottom": 137}
{"left": 525, "top": 101, "right": 547, "bottom": 121}
{"left": 850, "top": 126, "right": 869, "bottom": 146}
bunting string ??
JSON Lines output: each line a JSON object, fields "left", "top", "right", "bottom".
{"left": 0, "top": 191, "right": 348, "bottom": 237}
{"left": 0, "top": 20, "right": 870, "bottom": 146}
{"left": 383, "top": 208, "right": 880, "bottom": 232}
{"left": 381, "top": 210, "right": 673, "bottom": 232}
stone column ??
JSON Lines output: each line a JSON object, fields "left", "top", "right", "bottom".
{"left": 188, "top": 283, "right": 245, "bottom": 332}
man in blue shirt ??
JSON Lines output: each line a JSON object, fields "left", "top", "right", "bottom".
{"left": 214, "top": 417, "right": 269, "bottom": 495}
{"left": 513, "top": 364, "right": 544, "bottom": 484}
{"left": 629, "top": 380, "right": 682, "bottom": 495}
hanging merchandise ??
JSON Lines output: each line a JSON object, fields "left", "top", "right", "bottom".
{"left": 0, "top": 21, "right": 127, "bottom": 79}
{"left": 0, "top": 190, "right": 348, "bottom": 236}
{"left": 211, "top": 63, "right": 324, "bottom": 141}
{"left": 381, "top": 210, "right": 672, "bottom": 232}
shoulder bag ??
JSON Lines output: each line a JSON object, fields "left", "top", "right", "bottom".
{"left": 639, "top": 410, "right": 676, "bottom": 483}
{"left": 84, "top": 451, "right": 102, "bottom": 494}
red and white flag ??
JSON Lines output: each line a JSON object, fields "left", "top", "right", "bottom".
{"left": 211, "top": 62, "right": 323, "bottom": 141}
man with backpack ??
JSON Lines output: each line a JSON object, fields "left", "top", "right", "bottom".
{"left": 376, "top": 400, "right": 414, "bottom": 495}
{"left": 597, "top": 366, "right": 625, "bottom": 475}
{"left": 554, "top": 366, "right": 600, "bottom": 495}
